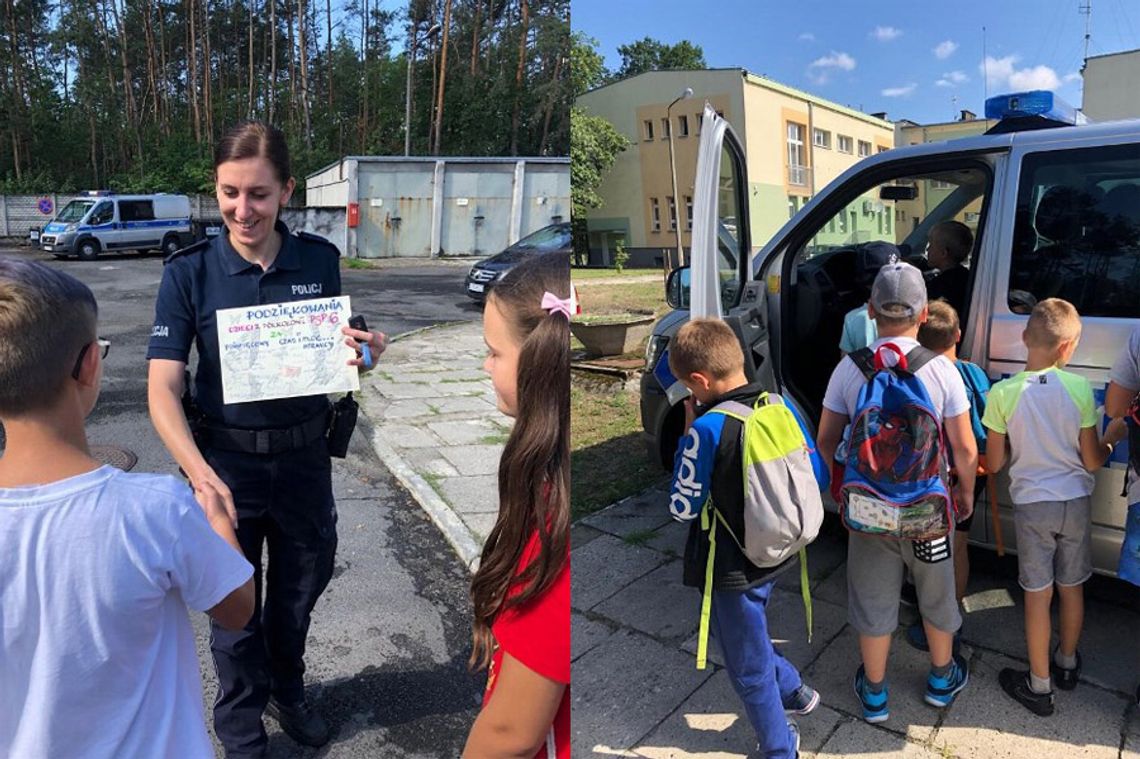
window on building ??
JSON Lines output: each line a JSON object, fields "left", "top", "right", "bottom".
{"left": 644, "top": 120, "right": 654, "bottom": 140}
{"left": 788, "top": 195, "right": 797, "bottom": 219}
{"left": 877, "top": 145, "right": 889, "bottom": 153}
{"left": 662, "top": 117, "right": 671, "bottom": 137}
{"left": 838, "top": 135, "right": 853, "bottom": 154}
{"left": 650, "top": 197, "right": 661, "bottom": 232}
{"left": 667, "top": 196, "right": 677, "bottom": 230}
{"left": 885, "top": 210, "right": 892, "bottom": 234}
{"left": 787, "top": 122, "right": 807, "bottom": 186}
{"left": 858, "top": 140, "right": 872, "bottom": 157}
{"left": 813, "top": 128, "right": 831, "bottom": 149}
{"left": 1008, "top": 143, "right": 1140, "bottom": 318}
{"left": 930, "top": 179, "right": 953, "bottom": 189}
{"left": 696, "top": 113, "right": 703, "bottom": 134}
{"left": 678, "top": 114, "right": 689, "bottom": 137}
{"left": 684, "top": 195, "right": 693, "bottom": 230}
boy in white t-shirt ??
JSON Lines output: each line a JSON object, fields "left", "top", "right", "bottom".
{"left": 818, "top": 262, "right": 978, "bottom": 724}
{"left": 0, "top": 259, "right": 255, "bottom": 759}
{"left": 982, "top": 298, "right": 1125, "bottom": 717}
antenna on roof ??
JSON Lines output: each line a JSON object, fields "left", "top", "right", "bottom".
{"left": 982, "top": 26, "right": 988, "bottom": 105}
{"left": 1080, "top": 0, "right": 1092, "bottom": 65}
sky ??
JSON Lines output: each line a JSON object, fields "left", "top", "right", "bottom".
{"left": 572, "top": 0, "right": 1140, "bottom": 124}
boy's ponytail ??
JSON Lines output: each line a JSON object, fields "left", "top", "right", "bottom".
{"left": 469, "top": 252, "right": 570, "bottom": 671}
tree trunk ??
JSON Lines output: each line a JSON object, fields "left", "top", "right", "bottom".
{"left": 538, "top": 51, "right": 560, "bottom": 155}
{"left": 297, "top": 0, "right": 312, "bottom": 149}
{"left": 470, "top": 0, "right": 480, "bottom": 76}
{"left": 157, "top": 0, "right": 171, "bottom": 134}
{"left": 143, "top": 0, "right": 160, "bottom": 122}
{"left": 202, "top": 0, "right": 214, "bottom": 146}
{"left": 325, "top": 0, "right": 332, "bottom": 108}
{"left": 188, "top": 0, "right": 201, "bottom": 142}
{"left": 269, "top": 0, "right": 277, "bottom": 123}
{"left": 431, "top": 0, "right": 451, "bottom": 155}
{"left": 248, "top": 0, "right": 255, "bottom": 117}
{"left": 287, "top": 0, "right": 297, "bottom": 132}
{"left": 509, "top": 0, "right": 528, "bottom": 156}
{"left": 358, "top": 0, "right": 368, "bottom": 148}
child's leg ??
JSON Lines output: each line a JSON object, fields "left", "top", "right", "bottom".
{"left": 1055, "top": 583, "right": 1084, "bottom": 658}
{"left": 859, "top": 634, "right": 892, "bottom": 682}
{"left": 953, "top": 529, "right": 970, "bottom": 605}
{"left": 709, "top": 583, "right": 795, "bottom": 758}
{"left": 908, "top": 532, "right": 961, "bottom": 668}
{"left": 1023, "top": 586, "right": 1053, "bottom": 681}
{"left": 847, "top": 532, "right": 904, "bottom": 681}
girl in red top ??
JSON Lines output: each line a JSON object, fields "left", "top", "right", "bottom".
{"left": 463, "top": 252, "right": 570, "bottom": 758}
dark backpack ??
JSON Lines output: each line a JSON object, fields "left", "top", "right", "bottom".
{"left": 840, "top": 343, "right": 953, "bottom": 541}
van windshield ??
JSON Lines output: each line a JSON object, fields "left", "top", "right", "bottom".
{"left": 55, "top": 200, "right": 95, "bottom": 223}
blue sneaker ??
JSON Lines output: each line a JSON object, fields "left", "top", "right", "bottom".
{"left": 925, "top": 653, "right": 969, "bottom": 707}
{"left": 853, "top": 665, "right": 889, "bottom": 723}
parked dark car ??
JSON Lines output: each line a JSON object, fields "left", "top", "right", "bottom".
{"left": 464, "top": 222, "right": 572, "bottom": 302}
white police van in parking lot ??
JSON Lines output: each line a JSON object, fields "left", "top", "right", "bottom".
{"left": 40, "top": 191, "right": 195, "bottom": 260}
{"left": 642, "top": 92, "right": 1139, "bottom": 577}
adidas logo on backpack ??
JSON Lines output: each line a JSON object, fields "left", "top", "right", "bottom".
{"left": 841, "top": 343, "right": 954, "bottom": 540}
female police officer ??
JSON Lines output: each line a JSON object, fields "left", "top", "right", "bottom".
{"left": 147, "top": 121, "right": 385, "bottom": 758}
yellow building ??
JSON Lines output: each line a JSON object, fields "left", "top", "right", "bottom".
{"left": 575, "top": 69, "right": 894, "bottom": 267}
{"left": 892, "top": 112, "right": 995, "bottom": 243}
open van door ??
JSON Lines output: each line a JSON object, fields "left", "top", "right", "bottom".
{"left": 683, "top": 104, "right": 776, "bottom": 392}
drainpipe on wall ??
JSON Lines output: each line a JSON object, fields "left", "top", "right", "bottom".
{"left": 509, "top": 160, "right": 526, "bottom": 245}
{"left": 807, "top": 100, "right": 816, "bottom": 196}
{"left": 430, "top": 160, "right": 445, "bottom": 258}
{"left": 345, "top": 159, "right": 359, "bottom": 259}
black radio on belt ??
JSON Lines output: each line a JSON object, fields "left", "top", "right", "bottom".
{"left": 326, "top": 315, "right": 366, "bottom": 458}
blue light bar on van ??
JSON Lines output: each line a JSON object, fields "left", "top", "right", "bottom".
{"left": 984, "top": 90, "right": 1087, "bottom": 125}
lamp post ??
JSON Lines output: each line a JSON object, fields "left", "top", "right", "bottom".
{"left": 667, "top": 87, "right": 693, "bottom": 267}
{"left": 404, "top": 22, "right": 441, "bottom": 156}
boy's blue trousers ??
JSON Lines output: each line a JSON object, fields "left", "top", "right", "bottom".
{"left": 710, "top": 580, "right": 803, "bottom": 759}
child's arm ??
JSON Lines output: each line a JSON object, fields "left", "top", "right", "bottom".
{"left": 203, "top": 512, "right": 256, "bottom": 630}
{"left": 984, "top": 430, "right": 1008, "bottom": 473}
{"left": 1079, "top": 419, "right": 1128, "bottom": 472}
{"left": 669, "top": 415, "right": 717, "bottom": 522}
{"left": 463, "top": 653, "right": 565, "bottom": 758}
{"left": 1105, "top": 380, "right": 1136, "bottom": 419}
{"left": 816, "top": 408, "right": 848, "bottom": 468}
{"left": 943, "top": 411, "right": 978, "bottom": 520}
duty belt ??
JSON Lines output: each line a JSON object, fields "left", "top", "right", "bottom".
{"left": 200, "top": 409, "right": 330, "bottom": 455}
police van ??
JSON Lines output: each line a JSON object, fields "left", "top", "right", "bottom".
{"left": 40, "top": 191, "right": 194, "bottom": 260}
{"left": 641, "top": 91, "right": 1139, "bottom": 577}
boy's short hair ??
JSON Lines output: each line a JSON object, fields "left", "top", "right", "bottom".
{"left": 669, "top": 318, "right": 745, "bottom": 382}
{"left": 1023, "top": 297, "right": 1081, "bottom": 350}
{"left": 917, "top": 299, "right": 960, "bottom": 352}
{"left": 0, "top": 259, "right": 97, "bottom": 416}
{"left": 931, "top": 220, "right": 974, "bottom": 264}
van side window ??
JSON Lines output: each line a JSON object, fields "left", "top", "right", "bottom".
{"left": 89, "top": 202, "right": 113, "bottom": 225}
{"left": 119, "top": 201, "right": 155, "bottom": 222}
{"left": 1009, "top": 144, "right": 1140, "bottom": 318}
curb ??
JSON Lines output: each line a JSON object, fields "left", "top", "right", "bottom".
{"left": 356, "top": 323, "right": 488, "bottom": 574}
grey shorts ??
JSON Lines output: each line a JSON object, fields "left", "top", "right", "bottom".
{"left": 847, "top": 530, "right": 961, "bottom": 637}
{"left": 1012, "top": 496, "right": 1093, "bottom": 592}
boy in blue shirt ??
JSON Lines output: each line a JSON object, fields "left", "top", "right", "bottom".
{"left": 668, "top": 318, "right": 820, "bottom": 759}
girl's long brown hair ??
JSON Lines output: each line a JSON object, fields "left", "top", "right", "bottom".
{"left": 469, "top": 251, "right": 570, "bottom": 671}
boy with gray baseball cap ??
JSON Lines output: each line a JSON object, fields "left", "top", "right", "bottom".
{"left": 817, "top": 261, "right": 979, "bottom": 723}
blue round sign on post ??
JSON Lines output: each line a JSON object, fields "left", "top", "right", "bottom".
{"left": 37, "top": 197, "right": 53, "bottom": 215}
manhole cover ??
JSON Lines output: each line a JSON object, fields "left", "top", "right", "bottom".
{"left": 90, "top": 444, "right": 138, "bottom": 472}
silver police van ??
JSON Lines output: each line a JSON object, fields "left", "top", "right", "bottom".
{"left": 41, "top": 191, "right": 194, "bottom": 260}
{"left": 642, "top": 92, "right": 1138, "bottom": 576}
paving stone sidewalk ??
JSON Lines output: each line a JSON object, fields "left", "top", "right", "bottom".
{"left": 572, "top": 487, "right": 1140, "bottom": 758}
{"left": 357, "top": 321, "right": 506, "bottom": 570}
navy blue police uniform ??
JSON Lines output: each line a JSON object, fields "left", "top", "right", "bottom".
{"left": 147, "top": 220, "right": 342, "bottom": 757}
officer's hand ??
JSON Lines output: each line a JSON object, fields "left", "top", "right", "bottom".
{"left": 341, "top": 325, "right": 388, "bottom": 372}
{"left": 191, "top": 470, "right": 237, "bottom": 529}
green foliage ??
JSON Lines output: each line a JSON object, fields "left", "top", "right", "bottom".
{"left": 615, "top": 36, "right": 707, "bottom": 79}
{"left": 570, "top": 106, "right": 628, "bottom": 220}
{"left": 613, "top": 240, "right": 629, "bottom": 273}
{"left": 570, "top": 32, "right": 607, "bottom": 97}
{"left": 0, "top": 0, "right": 569, "bottom": 194}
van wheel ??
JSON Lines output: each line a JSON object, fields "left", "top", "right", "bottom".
{"left": 162, "top": 235, "right": 181, "bottom": 257}
{"left": 77, "top": 239, "right": 100, "bottom": 261}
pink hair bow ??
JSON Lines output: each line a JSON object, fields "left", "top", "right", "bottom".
{"left": 541, "top": 291, "right": 572, "bottom": 319}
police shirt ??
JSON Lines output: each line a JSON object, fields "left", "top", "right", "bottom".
{"left": 146, "top": 220, "right": 342, "bottom": 430}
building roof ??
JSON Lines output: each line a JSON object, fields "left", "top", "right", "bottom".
{"left": 580, "top": 67, "right": 893, "bottom": 129}
{"left": 305, "top": 155, "right": 568, "bottom": 181}
{"left": 1085, "top": 47, "right": 1140, "bottom": 62}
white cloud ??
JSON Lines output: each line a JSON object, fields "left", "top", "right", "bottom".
{"left": 935, "top": 70, "right": 970, "bottom": 87}
{"left": 979, "top": 55, "right": 1072, "bottom": 92}
{"left": 807, "top": 50, "right": 856, "bottom": 84}
{"left": 871, "top": 26, "right": 902, "bottom": 42}
{"left": 881, "top": 83, "right": 918, "bottom": 97}
{"left": 798, "top": 32, "right": 816, "bottom": 42}
{"left": 933, "top": 40, "right": 959, "bottom": 59}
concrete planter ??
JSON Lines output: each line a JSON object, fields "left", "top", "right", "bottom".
{"left": 570, "top": 314, "right": 655, "bottom": 357}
